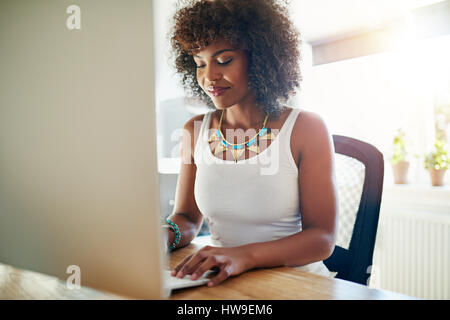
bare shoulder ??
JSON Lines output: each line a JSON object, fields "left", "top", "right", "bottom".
{"left": 291, "top": 109, "right": 333, "bottom": 160}
{"left": 183, "top": 113, "right": 207, "bottom": 133}
{"left": 182, "top": 112, "right": 211, "bottom": 161}
{"left": 297, "top": 110, "right": 329, "bottom": 133}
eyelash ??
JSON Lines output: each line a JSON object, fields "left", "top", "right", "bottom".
{"left": 196, "top": 59, "right": 233, "bottom": 69}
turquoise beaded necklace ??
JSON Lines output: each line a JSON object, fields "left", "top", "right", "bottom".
{"left": 208, "top": 109, "right": 275, "bottom": 163}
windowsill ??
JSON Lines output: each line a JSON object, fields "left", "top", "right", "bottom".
{"left": 382, "top": 181, "right": 450, "bottom": 213}
{"left": 384, "top": 181, "right": 450, "bottom": 191}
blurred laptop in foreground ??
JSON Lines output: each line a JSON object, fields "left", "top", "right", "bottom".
{"left": 0, "top": 0, "right": 201, "bottom": 299}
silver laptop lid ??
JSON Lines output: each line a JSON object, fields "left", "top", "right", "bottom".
{"left": 0, "top": 0, "right": 166, "bottom": 299}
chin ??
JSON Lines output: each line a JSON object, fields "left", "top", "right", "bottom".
{"left": 211, "top": 101, "right": 232, "bottom": 110}
{"left": 210, "top": 94, "right": 246, "bottom": 110}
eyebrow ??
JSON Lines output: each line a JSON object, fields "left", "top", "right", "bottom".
{"left": 194, "top": 49, "right": 235, "bottom": 59}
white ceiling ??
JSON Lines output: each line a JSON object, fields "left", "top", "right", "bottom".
{"left": 290, "top": 0, "right": 446, "bottom": 44}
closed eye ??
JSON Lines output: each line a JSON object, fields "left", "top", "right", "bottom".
{"left": 218, "top": 59, "right": 233, "bottom": 65}
{"left": 195, "top": 59, "right": 233, "bottom": 69}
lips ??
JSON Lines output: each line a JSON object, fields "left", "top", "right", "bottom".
{"left": 207, "top": 86, "right": 230, "bottom": 97}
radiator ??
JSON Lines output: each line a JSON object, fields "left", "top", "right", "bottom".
{"left": 371, "top": 185, "right": 450, "bottom": 300}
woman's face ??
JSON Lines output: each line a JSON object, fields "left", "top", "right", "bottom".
{"left": 193, "top": 38, "right": 252, "bottom": 109}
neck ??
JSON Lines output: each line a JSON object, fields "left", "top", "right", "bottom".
{"left": 221, "top": 92, "right": 268, "bottom": 130}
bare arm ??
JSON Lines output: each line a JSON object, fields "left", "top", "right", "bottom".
{"left": 165, "top": 115, "right": 204, "bottom": 250}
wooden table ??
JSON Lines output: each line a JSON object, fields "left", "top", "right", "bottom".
{"left": 168, "top": 240, "right": 414, "bottom": 300}
{"left": 0, "top": 237, "right": 415, "bottom": 300}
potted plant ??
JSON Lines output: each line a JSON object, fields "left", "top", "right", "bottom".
{"left": 391, "top": 129, "right": 410, "bottom": 184}
{"left": 424, "top": 139, "right": 450, "bottom": 186}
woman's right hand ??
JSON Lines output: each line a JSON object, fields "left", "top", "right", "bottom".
{"left": 171, "top": 245, "right": 255, "bottom": 287}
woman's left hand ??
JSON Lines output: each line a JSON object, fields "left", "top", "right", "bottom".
{"left": 171, "top": 245, "right": 254, "bottom": 287}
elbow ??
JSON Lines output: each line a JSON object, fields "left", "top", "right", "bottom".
{"left": 320, "top": 231, "right": 336, "bottom": 261}
{"left": 323, "top": 240, "right": 335, "bottom": 261}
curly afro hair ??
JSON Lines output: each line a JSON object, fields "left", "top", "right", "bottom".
{"left": 169, "top": 0, "right": 302, "bottom": 119}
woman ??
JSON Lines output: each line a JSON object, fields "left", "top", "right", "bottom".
{"left": 164, "top": 0, "right": 338, "bottom": 287}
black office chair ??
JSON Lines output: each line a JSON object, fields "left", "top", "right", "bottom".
{"left": 324, "top": 135, "right": 384, "bottom": 286}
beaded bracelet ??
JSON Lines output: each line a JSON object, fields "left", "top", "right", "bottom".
{"left": 166, "top": 219, "right": 181, "bottom": 251}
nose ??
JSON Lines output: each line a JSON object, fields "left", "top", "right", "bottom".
{"left": 204, "top": 64, "right": 222, "bottom": 83}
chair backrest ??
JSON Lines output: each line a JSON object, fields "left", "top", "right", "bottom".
{"left": 324, "top": 135, "right": 384, "bottom": 285}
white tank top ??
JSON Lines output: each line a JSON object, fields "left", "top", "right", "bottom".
{"left": 193, "top": 108, "right": 332, "bottom": 277}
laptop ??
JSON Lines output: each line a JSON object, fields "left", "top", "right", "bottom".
{"left": 0, "top": 0, "right": 208, "bottom": 299}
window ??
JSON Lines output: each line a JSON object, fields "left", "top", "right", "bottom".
{"left": 300, "top": 34, "right": 450, "bottom": 185}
